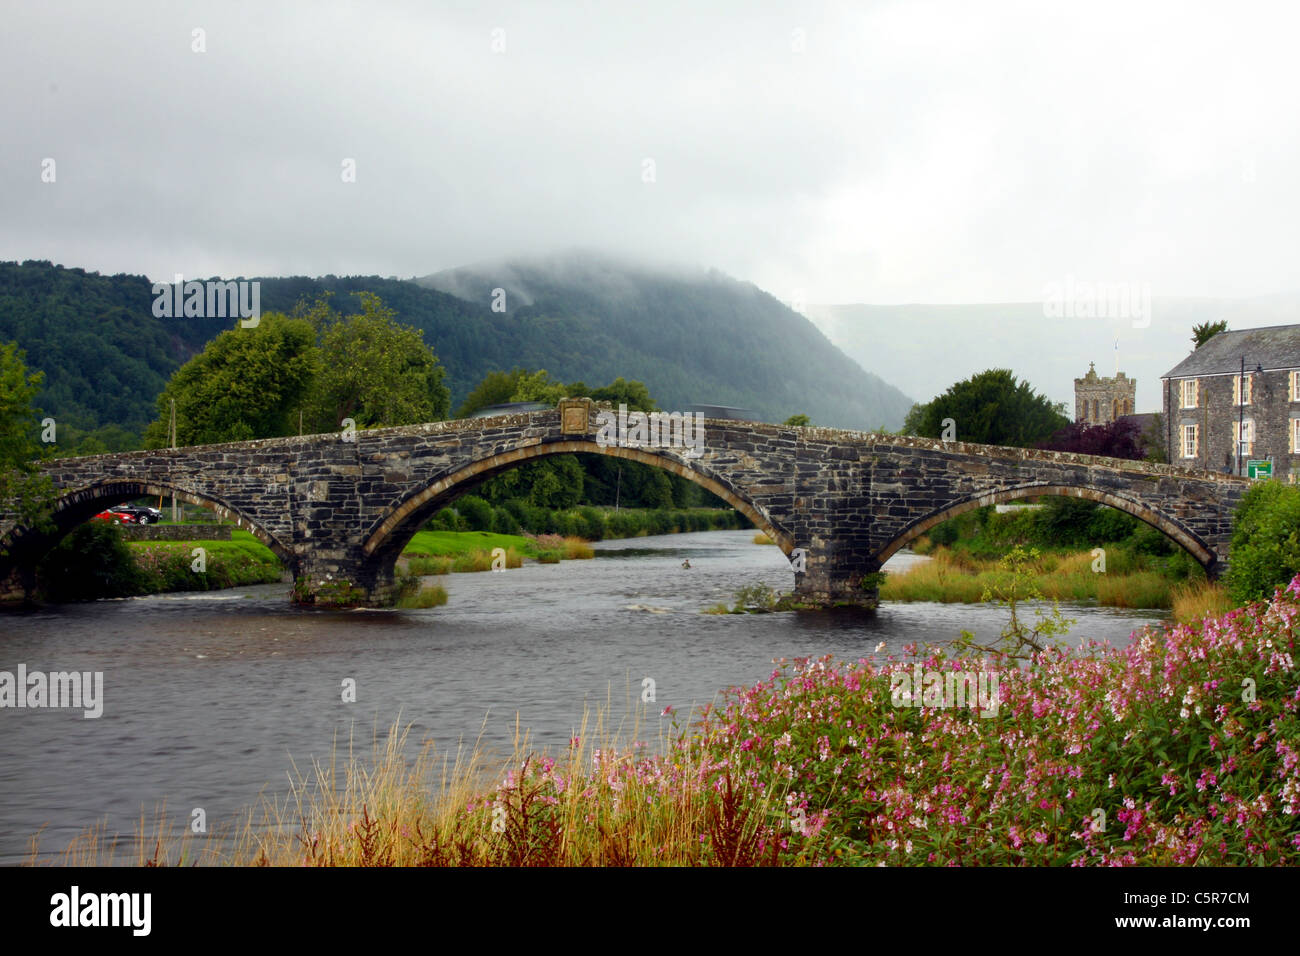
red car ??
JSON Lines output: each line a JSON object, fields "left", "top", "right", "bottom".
{"left": 92, "top": 509, "right": 136, "bottom": 524}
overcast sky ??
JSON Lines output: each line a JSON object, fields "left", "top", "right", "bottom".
{"left": 3, "top": 1, "right": 1299, "bottom": 309}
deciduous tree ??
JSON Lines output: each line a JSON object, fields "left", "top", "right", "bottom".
{"left": 913, "top": 369, "right": 1069, "bottom": 448}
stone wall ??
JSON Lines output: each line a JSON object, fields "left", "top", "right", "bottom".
{"left": 119, "top": 524, "right": 232, "bottom": 541}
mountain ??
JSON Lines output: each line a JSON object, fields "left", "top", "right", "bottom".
{"left": 417, "top": 250, "right": 916, "bottom": 429}
{"left": 0, "top": 255, "right": 917, "bottom": 446}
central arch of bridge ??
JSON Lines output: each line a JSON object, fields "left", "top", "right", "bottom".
{"left": 361, "top": 439, "right": 795, "bottom": 578}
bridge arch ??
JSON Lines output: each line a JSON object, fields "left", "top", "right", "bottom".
{"left": 361, "top": 439, "right": 793, "bottom": 568}
{"left": 874, "top": 483, "right": 1218, "bottom": 570}
{"left": 1, "top": 478, "right": 295, "bottom": 569}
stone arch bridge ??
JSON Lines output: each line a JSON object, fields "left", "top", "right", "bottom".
{"left": 1, "top": 399, "right": 1249, "bottom": 606}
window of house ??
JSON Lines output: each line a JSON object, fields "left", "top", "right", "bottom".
{"left": 1292, "top": 418, "right": 1300, "bottom": 453}
{"left": 1233, "top": 419, "right": 1255, "bottom": 457}
{"left": 1233, "top": 373, "right": 1254, "bottom": 406}
{"left": 1291, "top": 371, "right": 1300, "bottom": 402}
{"left": 1181, "top": 423, "right": 1198, "bottom": 458}
{"left": 1180, "top": 379, "right": 1199, "bottom": 409}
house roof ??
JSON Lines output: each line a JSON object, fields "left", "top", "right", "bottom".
{"left": 1119, "top": 412, "right": 1157, "bottom": 433}
{"left": 1162, "top": 324, "right": 1300, "bottom": 379}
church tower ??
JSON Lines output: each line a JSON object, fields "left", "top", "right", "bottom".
{"left": 1075, "top": 362, "right": 1136, "bottom": 424}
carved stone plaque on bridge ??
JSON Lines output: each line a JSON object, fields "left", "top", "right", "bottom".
{"left": 559, "top": 397, "right": 593, "bottom": 435}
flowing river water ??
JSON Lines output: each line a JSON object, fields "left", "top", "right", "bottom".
{"left": 0, "top": 529, "right": 1170, "bottom": 864}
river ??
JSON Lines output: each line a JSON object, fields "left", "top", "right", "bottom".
{"left": 0, "top": 529, "right": 1170, "bottom": 864}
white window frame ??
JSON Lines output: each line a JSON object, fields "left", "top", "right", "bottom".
{"left": 1180, "top": 423, "right": 1199, "bottom": 458}
{"left": 1291, "top": 371, "right": 1300, "bottom": 402}
{"left": 1292, "top": 418, "right": 1300, "bottom": 453}
{"left": 1233, "top": 419, "right": 1255, "bottom": 458}
{"left": 1179, "top": 379, "right": 1199, "bottom": 409}
{"left": 1233, "top": 373, "right": 1254, "bottom": 406}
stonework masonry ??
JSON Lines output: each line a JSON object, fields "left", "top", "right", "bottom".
{"left": 1076, "top": 363, "right": 1136, "bottom": 424}
{"left": 2, "top": 399, "right": 1250, "bottom": 607}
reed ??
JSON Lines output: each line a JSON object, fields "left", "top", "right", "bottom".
{"left": 881, "top": 547, "right": 1178, "bottom": 609}
{"left": 1171, "top": 580, "right": 1234, "bottom": 623}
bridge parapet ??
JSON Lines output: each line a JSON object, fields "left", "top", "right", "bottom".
{"left": 0, "top": 408, "right": 1252, "bottom": 608}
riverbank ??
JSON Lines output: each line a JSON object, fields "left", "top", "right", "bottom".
{"left": 878, "top": 545, "right": 1225, "bottom": 620}
{"left": 25, "top": 509, "right": 742, "bottom": 602}
{"left": 31, "top": 571, "right": 1300, "bottom": 866}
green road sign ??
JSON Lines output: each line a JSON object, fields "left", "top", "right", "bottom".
{"left": 1247, "top": 460, "right": 1272, "bottom": 479}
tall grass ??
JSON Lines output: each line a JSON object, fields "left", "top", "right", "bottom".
{"left": 1171, "top": 580, "right": 1234, "bottom": 623}
{"left": 395, "top": 584, "right": 449, "bottom": 609}
{"left": 30, "top": 699, "right": 786, "bottom": 867}
{"left": 880, "top": 547, "right": 1177, "bottom": 609}
{"left": 405, "top": 555, "right": 453, "bottom": 575}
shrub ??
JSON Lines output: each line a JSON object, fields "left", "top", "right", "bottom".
{"left": 577, "top": 506, "right": 605, "bottom": 541}
{"left": 1087, "top": 505, "right": 1138, "bottom": 543}
{"left": 1129, "top": 522, "right": 1173, "bottom": 556}
{"left": 1165, "top": 548, "right": 1203, "bottom": 581}
{"left": 501, "top": 498, "right": 530, "bottom": 526}
{"left": 492, "top": 507, "right": 521, "bottom": 535}
{"left": 1033, "top": 496, "right": 1097, "bottom": 546}
{"left": 1224, "top": 480, "right": 1300, "bottom": 604}
{"left": 732, "top": 582, "right": 778, "bottom": 612}
{"left": 521, "top": 503, "right": 550, "bottom": 535}
{"left": 427, "top": 508, "right": 463, "bottom": 532}
{"left": 456, "top": 495, "right": 495, "bottom": 532}
{"left": 607, "top": 512, "right": 640, "bottom": 538}
{"left": 927, "top": 520, "right": 960, "bottom": 548}
{"left": 649, "top": 510, "right": 674, "bottom": 535}
{"left": 37, "top": 523, "right": 149, "bottom": 601}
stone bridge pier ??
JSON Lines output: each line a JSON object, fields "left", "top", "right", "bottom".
{"left": 2, "top": 398, "right": 1250, "bottom": 609}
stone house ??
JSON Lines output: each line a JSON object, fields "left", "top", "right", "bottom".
{"left": 1160, "top": 325, "right": 1300, "bottom": 480}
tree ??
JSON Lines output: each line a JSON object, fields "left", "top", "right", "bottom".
{"left": 0, "top": 342, "right": 56, "bottom": 537}
{"left": 913, "top": 369, "right": 1069, "bottom": 447}
{"left": 589, "top": 377, "right": 655, "bottom": 412}
{"left": 141, "top": 293, "right": 450, "bottom": 446}
{"left": 1192, "top": 320, "right": 1228, "bottom": 349}
{"left": 1038, "top": 418, "right": 1146, "bottom": 460}
{"left": 900, "top": 402, "right": 929, "bottom": 436}
{"left": 143, "top": 313, "right": 320, "bottom": 447}
{"left": 454, "top": 368, "right": 529, "bottom": 418}
{"left": 784, "top": 414, "right": 811, "bottom": 427}
{"left": 508, "top": 369, "right": 568, "bottom": 405}
{"left": 305, "top": 293, "right": 450, "bottom": 431}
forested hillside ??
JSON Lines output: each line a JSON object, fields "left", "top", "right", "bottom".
{"left": 0, "top": 256, "right": 915, "bottom": 451}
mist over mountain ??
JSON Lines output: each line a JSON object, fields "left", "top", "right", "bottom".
{"left": 418, "top": 250, "right": 916, "bottom": 429}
